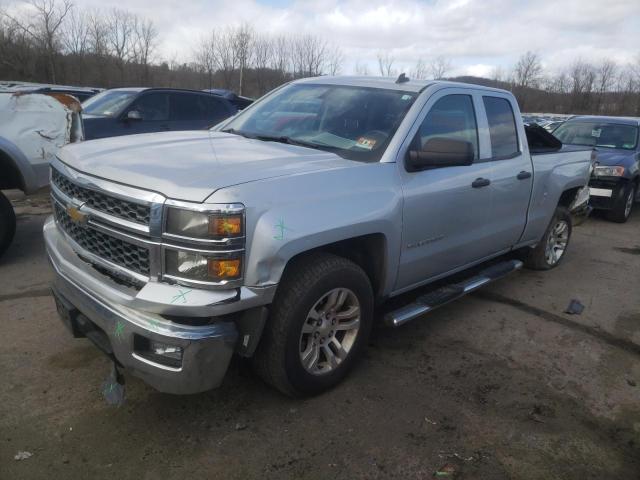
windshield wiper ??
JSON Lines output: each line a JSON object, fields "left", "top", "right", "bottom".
{"left": 252, "top": 134, "right": 326, "bottom": 151}
{"left": 221, "top": 128, "right": 255, "bottom": 139}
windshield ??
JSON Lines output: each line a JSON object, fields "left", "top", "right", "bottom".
{"left": 218, "top": 83, "right": 417, "bottom": 161}
{"left": 82, "top": 90, "right": 138, "bottom": 117}
{"left": 553, "top": 121, "right": 639, "bottom": 150}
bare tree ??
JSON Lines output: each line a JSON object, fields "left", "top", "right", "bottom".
{"left": 513, "top": 51, "right": 542, "bottom": 89}
{"left": 61, "top": 8, "right": 89, "bottom": 56}
{"left": 377, "top": 51, "right": 394, "bottom": 76}
{"left": 291, "top": 34, "right": 327, "bottom": 77}
{"left": 133, "top": 17, "right": 157, "bottom": 83}
{"left": 3, "top": 0, "right": 73, "bottom": 82}
{"left": 252, "top": 34, "right": 273, "bottom": 94}
{"left": 354, "top": 60, "right": 369, "bottom": 76}
{"left": 194, "top": 31, "right": 217, "bottom": 89}
{"left": 430, "top": 55, "right": 452, "bottom": 80}
{"left": 593, "top": 59, "right": 616, "bottom": 113}
{"left": 412, "top": 58, "right": 428, "bottom": 80}
{"left": 105, "top": 8, "right": 136, "bottom": 82}
{"left": 87, "top": 9, "right": 107, "bottom": 56}
{"left": 215, "top": 27, "right": 237, "bottom": 89}
{"left": 232, "top": 23, "right": 253, "bottom": 95}
{"left": 326, "top": 44, "right": 343, "bottom": 76}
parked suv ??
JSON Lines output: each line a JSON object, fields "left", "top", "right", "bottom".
{"left": 82, "top": 88, "right": 237, "bottom": 140}
{"left": 554, "top": 116, "right": 640, "bottom": 222}
{"left": 46, "top": 77, "right": 592, "bottom": 396}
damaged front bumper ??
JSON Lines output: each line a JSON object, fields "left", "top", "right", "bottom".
{"left": 44, "top": 217, "right": 273, "bottom": 394}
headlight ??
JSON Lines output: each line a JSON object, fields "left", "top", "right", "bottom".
{"left": 166, "top": 207, "right": 243, "bottom": 240}
{"left": 165, "top": 250, "right": 242, "bottom": 282}
{"left": 594, "top": 166, "right": 625, "bottom": 177}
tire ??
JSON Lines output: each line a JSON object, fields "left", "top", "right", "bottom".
{"left": 0, "top": 191, "right": 16, "bottom": 259}
{"left": 606, "top": 182, "right": 635, "bottom": 223}
{"left": 253, "top": 252, "right": 374, "bottom": 397}
{"left": 522, "top": 206, "right": 572, "bottom": 271}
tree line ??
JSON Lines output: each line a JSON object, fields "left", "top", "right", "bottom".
{"left": 1, "top": 0, "right": 639, "bottom": 115}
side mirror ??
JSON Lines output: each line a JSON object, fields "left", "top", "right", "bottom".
{"left": 406, "top": 137, "right": 474, "bottom": 171}
{"left": 126, "top": 110, "right": 142, "bottom": 121}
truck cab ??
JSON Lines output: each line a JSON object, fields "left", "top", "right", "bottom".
{"left": 45, "top": 77, "right": 592, "bottom": 396}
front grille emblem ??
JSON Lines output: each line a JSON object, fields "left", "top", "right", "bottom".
{"left": 66, "top": 204, "right": 88, "bottom": 225}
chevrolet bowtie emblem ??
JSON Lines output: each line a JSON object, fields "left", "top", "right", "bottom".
{"left": 66, "top": 204, "right": 88, "bottom": 225}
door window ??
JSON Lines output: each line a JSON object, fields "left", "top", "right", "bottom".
{"left": 130, "top": 93, "right": 170, "bottom": 121}
{"left": 414, "top": 94, "right": 478, "bottom": 160}
{"left": 206, "top": 97, "right": 233, "bottom": 124}
{"left": 483, "top": 96, "right": 519, "bottom": 158}
{"left": 170, "top": 93, "right": 210, "bottom": 121}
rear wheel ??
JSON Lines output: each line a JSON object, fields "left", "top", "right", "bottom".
{"left": 0, "top": 191, "right": 16, "bottom": 259}
{"left": 522, "top": 206, "right": 572, "bottom": 270}
{"left": 253, "top": 252, "right": 373, "bottom": 396}
{"left": 606, "top": 182, "right": 635, "bottom": 223}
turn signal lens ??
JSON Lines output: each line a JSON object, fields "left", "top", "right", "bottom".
{"left": 209, "top": 216, "right": 242, "bottom": 236}
{"left": 208, "top": 259, "right": 241, "bottom": 279}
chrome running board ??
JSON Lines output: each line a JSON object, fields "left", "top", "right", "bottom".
{"left": 384, "top": 259, "right": 523, "bottom": 327}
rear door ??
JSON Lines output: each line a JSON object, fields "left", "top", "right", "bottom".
{"left": 396, "top": 88, "right": 494, "bottom": 291}
{"left": 479, "top": 94, "right": 533, "bottom": 251}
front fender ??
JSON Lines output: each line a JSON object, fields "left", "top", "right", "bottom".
{"left": 209, "top": 162, "right": 404, "bottom": 296}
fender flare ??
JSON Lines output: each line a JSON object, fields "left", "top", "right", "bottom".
{"left": 0, "top": 136, "right": 36, "bottom": 193}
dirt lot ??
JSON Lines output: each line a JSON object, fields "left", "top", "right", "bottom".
{"left": 1, "top": 193, "right": 639, "bottom": 479}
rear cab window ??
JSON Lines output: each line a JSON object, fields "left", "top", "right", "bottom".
{"left": 483, "top": 96, "right": 520, "bottom": 159}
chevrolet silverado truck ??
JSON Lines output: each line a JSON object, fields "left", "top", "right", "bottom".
{"left": 45, "top": 77, "right": 592, "bottom": 396}
{"left": 553, "top": 115, "right": 640, "bottom": 222}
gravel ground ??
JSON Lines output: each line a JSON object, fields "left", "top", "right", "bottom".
{"left": 1, "top": 193, "right": 639, "bottom": 479}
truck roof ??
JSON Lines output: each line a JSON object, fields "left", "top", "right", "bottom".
{"left": 292, "top": 75, "right": 511, "bottom": 95}
{"left": 567, "top": 115, "right": 640, "bottom": 126}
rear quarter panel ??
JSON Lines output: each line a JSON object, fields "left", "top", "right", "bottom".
{"left": 519, "top": 148, "right": 592, "bottom": 244}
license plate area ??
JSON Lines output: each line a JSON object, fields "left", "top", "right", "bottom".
{"left": 589, "top": 187, "right": 613, "bottom": 198}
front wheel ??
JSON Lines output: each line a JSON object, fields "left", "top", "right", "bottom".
{"left": 521, "top": 206, "right": 572, "bottom": 270}
{"left": 253, "top": 252, "right": 373, "bottom": 396}
{"left": 606, "top": 182, "right": 635, "bottom": 223}
{"left": 0, "top": 191, "right": 16, "bottom": 259}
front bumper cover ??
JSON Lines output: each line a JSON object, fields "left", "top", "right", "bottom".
{"left": 44, "top": 216, "right": 274, "bottom": 394}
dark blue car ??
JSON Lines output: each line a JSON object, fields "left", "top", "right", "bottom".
{"left": 554, "top": 116, "right": 640, "bottom": 222}
{"left": 81, "top": 88, "right": 237, "bottom": 140}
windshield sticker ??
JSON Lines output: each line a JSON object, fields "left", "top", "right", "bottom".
{"left": 591, "top": 129, "right": 602, "bottom": 138}
{"left": 401, "top": 94, "right": 412, "bottom": 101}
{"left": 355, "top": 137, "right": 377, "bottom": 150}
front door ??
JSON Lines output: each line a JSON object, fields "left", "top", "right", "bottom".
{"left": 396, "top": 90, "right": 494, "bottom": 291}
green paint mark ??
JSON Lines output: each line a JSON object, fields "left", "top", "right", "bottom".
{"left": 170, "top": 289, "right": 193, "bottom": 304}
{"left": 114, "top": 321, "right": 125, "bottom": 340}
{"left": 273, "top": 218, "right": 290, "bottom": 240}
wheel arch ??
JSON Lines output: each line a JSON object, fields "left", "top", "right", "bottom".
{"left": 0, "top": 137, "right": 36, "bottom": 192}
{"left": 278, "top": 233, "right": 389, "bottom": 301}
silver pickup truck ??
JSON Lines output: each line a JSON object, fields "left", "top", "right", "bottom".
{"left": 45, "top": 77, "right": 592, "bottom": 396}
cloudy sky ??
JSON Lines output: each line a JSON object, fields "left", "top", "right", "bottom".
{"left": 61, "top": 0, "right": 640, "bottom": 76}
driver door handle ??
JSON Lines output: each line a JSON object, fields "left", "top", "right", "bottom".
{"left": 472, "top": 177, "right": 491, "bottom": 188}
{"left": 517, "top": 171, "right": 532, "bottom": 180}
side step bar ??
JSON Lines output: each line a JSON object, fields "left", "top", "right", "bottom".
{"left": 384, "top": 259, "right": 523, "bottom": 327}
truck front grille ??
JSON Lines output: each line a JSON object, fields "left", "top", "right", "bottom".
{"left": 54, "top": 202, "right": 150, "bottom": 277}
{"left": 52, "top": 169, "right": 150, "bottom": 225}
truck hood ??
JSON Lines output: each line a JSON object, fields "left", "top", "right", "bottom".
{"left": 58, "top": 131, "right": 353, "bottom": 202}
{"left": 593, "top": 149, "right": 636, "bottom": 167}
